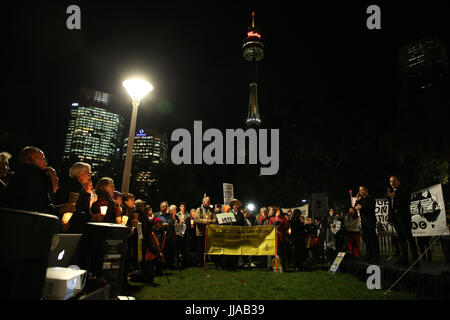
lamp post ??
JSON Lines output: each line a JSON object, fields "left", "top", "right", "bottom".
{"left": 121, "top": 78, "right": 153, "bottom": 193}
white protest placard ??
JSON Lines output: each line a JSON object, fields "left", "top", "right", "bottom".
{"left": 374, "top": 183, "right": 449, "bottom": 237}
{"left": 137, "top": 222, "right": 143, "bottom": 240}
{"left": 375, "top": 199, "right": 396, "bottom": 236}
{"left": 216, "top": 212, "right": 237, "bottom": 224}
{"left": 223, "top": 183, "right": 234, "bottom": 206}
{"left": 328, "top": 252, "right": 346, "bottom": 274}
{"left": 331, "top": 220, "right": 341, "bottom": 234}
{"left": 282, "top": 204, "right": 309, "bottom": 217}
{"left": 175, "top": 222, "right": 187, "bottom": 236}
{"left": 410, "top": 183, "right": 449, "bottom": 237}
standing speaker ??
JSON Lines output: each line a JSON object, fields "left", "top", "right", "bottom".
{"left": 0, "top": 207, "right": 60, "bottom": 299}
{"left": 79, "top": 222, "right": 128, "bottom": 298}
{"left": 311, "top": 193, "right": 329, "bottom": 218}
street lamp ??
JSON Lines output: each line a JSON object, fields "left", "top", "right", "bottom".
{"left": 121, "top": 78, "right": 153, "bottom": 193}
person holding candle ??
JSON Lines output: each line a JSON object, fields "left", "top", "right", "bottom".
{"left": 45, "top": 166, "right": 69, "bottom": 233}
{"left": 2, "top": 147, "right": 75, "bottom": 232}
{"left": 55, "top": 162, "right": 93, "bottom": 233}
{"left": 90, "top": 177, "right": 121, "bottom": 224}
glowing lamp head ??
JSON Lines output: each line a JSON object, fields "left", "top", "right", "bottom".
{"left": 122, "top": 78, "right": 153, "bottom": 102}
{"left": 247, "top": 203, "right": 255, "bottom": 211}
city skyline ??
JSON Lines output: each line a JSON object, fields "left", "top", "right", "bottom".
{"left": 2, "top": 1, "right": 450, "bottom": 208}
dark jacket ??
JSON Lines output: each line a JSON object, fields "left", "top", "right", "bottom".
{"left": 231, "top": 209, "right": 246, "bottom": 226}
{"left": 387, "top": 183, "right": 411, "bottom": 223}
{"left": 55, "top": 177, "right": 91, "bottom": 233}
{"left": 355, "top": 195, "right": 376, "bottom": 222}
{"left": 327, "top": 215, "right": 335, "bottom": 229}
{"left": 2, "top": 163, "right": 57, "bottom": 215}
{"left": 91, "top": 193, "right": 121, "bottom": 224}
{"left": 290, "top": 218, "right": 306, "bottom": 241}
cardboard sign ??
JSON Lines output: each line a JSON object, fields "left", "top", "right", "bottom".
{"left": 216, "top": 212, "right": 237, "bottom": 224}
{"left": 223, "top": 183, "right": 234, "bottom": 206}
{"left": 137, "top": 222, "right": 143, "bottom": 240}
{"left": 328, "top": 252, "right": 346, "bottom": 274}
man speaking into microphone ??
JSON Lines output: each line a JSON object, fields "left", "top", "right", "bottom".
{"left": 386, "top": 175, "right": 419, "bottom": 266}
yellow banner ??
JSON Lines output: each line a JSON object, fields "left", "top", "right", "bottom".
{"left": 206, "top": 225, "right": 276, "bottom": 256}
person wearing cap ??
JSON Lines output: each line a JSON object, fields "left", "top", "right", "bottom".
{"left": 156, "top": 203, "right": 175, "bottom": 269}
{"left": 194, "top": 196, "right": 216, "bottom": 267}
{"left": 229, "top": 199, "right": 245, "bottom": 226}
{"left": 144, "top": 217, "right": 166, "bottom": 276}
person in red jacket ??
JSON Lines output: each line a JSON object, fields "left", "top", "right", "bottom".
{"left": 145, "top": 217, "right": 166, "bottom": 276}
{"left": 275, "top": 208, "right": 290, "bottom": 272}
{"left": 266, "top": 206, "right": 277, "bottom": 269}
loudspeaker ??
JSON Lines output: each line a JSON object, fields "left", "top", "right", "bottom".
{"left": 311, "top": 193, "right": 329, "bottom": 218}
{"left": 0, "top": 207, "right": 60, "bottom": 299}
{"left": 79, "top": 222, "right": 128, "bottom": 298}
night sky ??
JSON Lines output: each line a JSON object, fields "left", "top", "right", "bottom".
{"left": 3, "top": 1, "right": 450, "bottom": 208}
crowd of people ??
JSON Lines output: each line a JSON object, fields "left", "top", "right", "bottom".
{"left": 1, "top": 146, "right": 450, "bottom": 287}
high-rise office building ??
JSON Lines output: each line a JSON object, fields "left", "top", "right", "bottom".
{"left": 62, "top": 88, "right": 124, "bottom": 169}
{"left": 399, "top": 38, "right": 448, "bottom": 89}
{"left": 122, "top": 129, "right": 168, "bottom": 197}
{"left": 122, "top": 129, "right": 168, "bottom": 165}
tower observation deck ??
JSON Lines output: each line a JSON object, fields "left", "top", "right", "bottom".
{"left": 243, "top": 11, "right": 264, "bottom": 127}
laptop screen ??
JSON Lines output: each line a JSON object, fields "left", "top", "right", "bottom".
{"left": 48, "top": 234, "right": 82, "bottom": 268}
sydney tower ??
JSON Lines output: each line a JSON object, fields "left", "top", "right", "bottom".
{"left": 243, "top": 11, "right": 264, "bottom": 127}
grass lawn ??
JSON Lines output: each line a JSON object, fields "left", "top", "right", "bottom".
{"left": 125, "top": 263, "right": 417, "bottom": 300}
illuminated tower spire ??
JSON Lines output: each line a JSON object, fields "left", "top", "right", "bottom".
{"left": 243, "top": 11, "right": 264, "bottom": 127}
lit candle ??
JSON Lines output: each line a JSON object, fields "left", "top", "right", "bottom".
{"left": 100, "top": 206, "right": 108, "bottom": 215}
{"left": 191, "top": 219, "right": 194, "bottom": 226}
{"left": 288, "top": 228, "right": 291, "bottom": 235}
{"left": 62, "top": 212, "right": 73, "bottom": 224}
